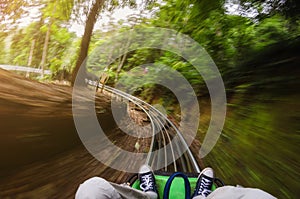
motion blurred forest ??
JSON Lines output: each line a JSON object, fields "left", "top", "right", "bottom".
{"left": 0, "top": 0, "right": 299, "bottom": 198}
{"left": 1, "top": 0, "right": 299, "bottom": 85}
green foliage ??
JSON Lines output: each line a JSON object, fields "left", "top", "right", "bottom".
{"left": 0, "top": 38, "right": 6, "bottom": 64}
{"left": 41, "top": 0, "right": 74, "bottom": 21}
{"left": 0, "top": 0, "right": 80, "bottom": 80}
{"left": 3, "top": 20, "right": 77, "bottom": 79}
{"left": 83, "top": 0, "right": 299, "bottom": 99}
{"left": 9, "top": 28, "right": 35, "bottom": 66}
{"left": 2, "top": 0, "right": 299, "bottom": 84}
{"left": 203, "top": 93, "right": 300, "bottom": 198}
{"left": 253, "top": 15, "right": 290, "bottom": 50}
{"left": 48, "top": 24, "right": 75, "bottom": 73}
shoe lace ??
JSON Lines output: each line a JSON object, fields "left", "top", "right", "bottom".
{"left": 140, "top": 174, "right": 154, "bottom": 191}
{"left": 197, "top": 177, "right": 212, "bottom": 197}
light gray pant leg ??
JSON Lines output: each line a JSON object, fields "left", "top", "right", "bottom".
{"left": 192, "top": 195, "right": 206, "bottom": 199}
{"left": 75, "top": 177, "right": 122, "bottom": 199}
{"left": 206, "top": 186, "right": 277, "bottom": 199}
{"left": 75, "top": 177, "right": 151, "bottom": 199}
{"left": 110, "top": 182, "right": 151, "bottom": 199}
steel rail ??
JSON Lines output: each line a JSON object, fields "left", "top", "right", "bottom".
{"left": 148, "top": 110, "right": 178, "bottom": 172}
{"left": 89, "top": 80, "right": 200, "bottom": 173}
{"left": 147, "top": 110, "right": 177, "bottom": 171}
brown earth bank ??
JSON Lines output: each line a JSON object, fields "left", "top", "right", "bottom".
{"left": 0, "top": 69, "right": 128, "bottom": 198}
{"left": 0, "top": 69, "right": 203, "bottom": 198}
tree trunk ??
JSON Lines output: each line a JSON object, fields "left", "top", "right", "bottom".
{"left": 40, "top": 24, "right": 51, "bottom": 78}
{"left": 27, "top": 39, "right": 35, "bottom": 66}
{"left": 115, "top": 34, "right": 131, "bottom": 82}
{"left": 71, "top": 0, "right": 104, "bottom": 86}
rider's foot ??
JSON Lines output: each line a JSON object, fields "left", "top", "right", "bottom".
{"left": 192, "top": 167, "right": 214, "bottom": 198}
{"left": 139, "top": 164, "right": 158, "bottom": 199}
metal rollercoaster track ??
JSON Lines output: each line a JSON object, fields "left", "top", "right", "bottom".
{"left": 88, "top": 80, "right": 200, "bottom": 174}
